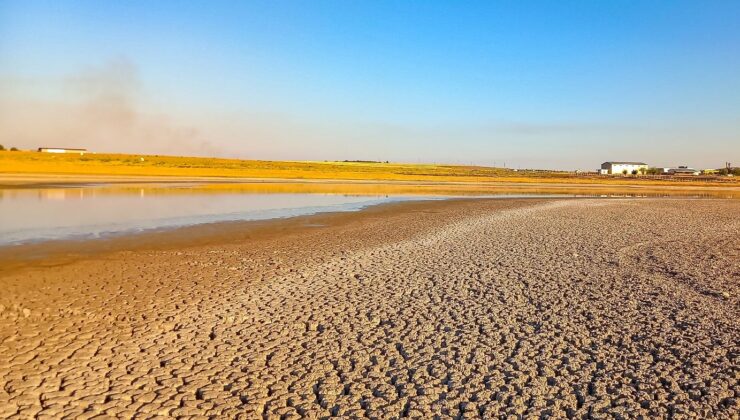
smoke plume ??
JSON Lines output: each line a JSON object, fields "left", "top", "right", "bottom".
{"left": 0, "top": 58, "right": 220, "bottom": 156}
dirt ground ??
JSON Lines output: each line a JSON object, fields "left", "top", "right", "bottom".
{"left": 0, "top": 198, "right": 738, "bottom": 418}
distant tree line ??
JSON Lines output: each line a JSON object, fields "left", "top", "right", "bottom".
{"left": 614, "top": 166, "right": 739, "bottom": 176}
{"left": 718, "top": 167, "right": 740, "bottom": 176}
{"left": 0, "top": 145, "right": 19, "bottom": 151}
{"left": 339, "top": 160, "right": 390, "bottom": 164}
{"left": 622, "top": 168, "right": 648, "bottom": 175}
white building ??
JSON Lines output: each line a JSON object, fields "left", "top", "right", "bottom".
{"left": 38, "top": 148, "right": 87, "bottom": 155}
{"left": 600, "top": 161, "right": 648, "bottom": 175}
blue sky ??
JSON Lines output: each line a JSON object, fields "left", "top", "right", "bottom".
{"left": 1, "top": 1, "right": 738, "bottom": 169}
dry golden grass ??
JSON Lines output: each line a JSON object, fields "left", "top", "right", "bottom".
{"left": 1, "top": 150, "right": 736, "bottom": 187}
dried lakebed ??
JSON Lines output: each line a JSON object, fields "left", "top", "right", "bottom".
{"left": 0, "top": 198, "right": 738, "bottom": 418}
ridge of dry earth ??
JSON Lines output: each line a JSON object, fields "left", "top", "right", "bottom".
{"left": 0, "top": 198, "right": 738, "bottom": 418}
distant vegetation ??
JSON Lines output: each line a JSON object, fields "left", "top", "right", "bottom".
{"left": 0, "top": 151, "right": 737, "bottom": 187}
{"left": 718, "top": 167, "right": 740, "bottom": 176}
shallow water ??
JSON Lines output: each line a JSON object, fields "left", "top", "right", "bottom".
{"left": 0, "top": 181, "right": 729, "bottom": 246}
{"left": 0, "top": 187, "right": 421, "bottom": 246}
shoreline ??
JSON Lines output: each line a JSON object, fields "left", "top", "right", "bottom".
{"left": 2, "top": 172, "right": 739, "bottom": 192}
{"left": 1, "top": 197, "right": 737, "bottom": 417}
{"left": 0, "top": 194, "right": 735, "bottom": 275}
{"left": 0, "top": 197, "right": 470, "bottom": 276}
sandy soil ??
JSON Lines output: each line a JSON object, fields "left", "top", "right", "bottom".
{"left": 0, "top": 198, "right": 738, "bottom": 419}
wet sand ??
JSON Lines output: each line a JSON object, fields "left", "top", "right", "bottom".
{"left": 0, "top": 198, "right": 738, "bottom": 418}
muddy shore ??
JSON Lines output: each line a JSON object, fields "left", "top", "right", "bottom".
{"left": 0, "top": 198, "right": 738, "bottom": 418}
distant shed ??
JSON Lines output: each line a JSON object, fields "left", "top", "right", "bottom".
{"left": 667, "top": 166, "right": 700, "bottom": 176}
{"left": 38, "top": 148, "right": 87, "bottom": 155}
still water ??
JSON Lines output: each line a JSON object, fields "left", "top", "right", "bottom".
{"left": 0, "top": 181, "right": 728, "bottom": 246}
{"left": 0, "top": 186, "right": 425, "bottom": 246}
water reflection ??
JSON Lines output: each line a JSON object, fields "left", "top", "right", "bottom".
{"left": 29, "top": 181, "right": 736, "bottom": 198}
{"left": 0, "top": 188, "right": 411, "bottom": 246}
{"left": 0, "top": 181, "right": 736, "bottom": 246}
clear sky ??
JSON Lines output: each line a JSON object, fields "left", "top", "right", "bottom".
{"left": 1, "top": 1, "right": 738, "bottom": 169}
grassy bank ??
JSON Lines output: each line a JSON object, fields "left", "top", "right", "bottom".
{"left": 1, "top": 151, "right": 736, "bottom": 187}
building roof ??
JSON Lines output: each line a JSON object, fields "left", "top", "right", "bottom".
{"left": 602, "top": 161, "right": 647, "bottom": 165}
{"left": 38, "top": 147, "right": 87, "bottom": 151}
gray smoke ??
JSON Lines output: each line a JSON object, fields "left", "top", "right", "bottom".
{"left": 0, "top": 58, "right": 220, "bottom": 156}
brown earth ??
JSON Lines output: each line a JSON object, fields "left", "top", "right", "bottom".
{"left": 0, "top": 198, "right": 738, "bottom": 419}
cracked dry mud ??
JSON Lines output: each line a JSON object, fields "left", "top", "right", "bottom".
{"left": 1, "top": 198, "right": 738, "bottom": 419}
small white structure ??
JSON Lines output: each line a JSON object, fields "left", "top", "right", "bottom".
{"left": 600, "top": 161, "right": 648, "bottom": 175}
{"left": 38, "top": 147, "right": 87, "bottom": 155}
